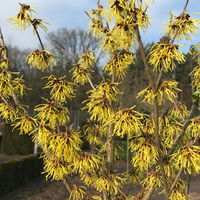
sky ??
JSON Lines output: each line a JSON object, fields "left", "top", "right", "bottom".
{"left": 0, "top": 0, "right": 199, "bottom": 51}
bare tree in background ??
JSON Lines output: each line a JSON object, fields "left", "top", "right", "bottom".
{"left": 48, "top": 28, "right": 103, "bottom": 75}
{"left": 48, "top": 28, "right": 103, "bottom": 127}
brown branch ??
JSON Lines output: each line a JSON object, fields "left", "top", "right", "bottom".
{"left": 135, "top": 25, "right": 170, "bottom": 197}
{"left": 141, "top": 187, "right": 154, "bottom": 200}
{"left": 63, "top": 176, "right": 72, "bottom": 194}
{"left": 170, "top": 168, "right": 183, "bottom": 192}
{"left": 183, "top": 0, "right": 189, "bottom": 13}
{"left": 31, "top": 22, "right": 45, "bottom": 50}
{"left": 134, "top": 27, "right": 155, "bottom": 92}
{"left": 168, "top": 104, "right": 196, "bottom": 156}
{"left": 86, "top": 74, "right": 95, "bottom": 89}
{"left": 31, "top": 21, "right": 53, "bottom": 75}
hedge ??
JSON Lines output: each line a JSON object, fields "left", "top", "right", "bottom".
{"left": 0, "top": 154, "right": 43, "bottom": 197}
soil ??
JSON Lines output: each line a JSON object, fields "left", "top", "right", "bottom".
{"left": 0, "top": 161, "right": 200, "bottom": 200}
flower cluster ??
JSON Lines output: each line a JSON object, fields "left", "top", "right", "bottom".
{"left": 72, "top": 50, "right": 95, "bottom": 85}
{"left": 84, "top": 81, "right": 120, "bottom": 123}
{"left": 130, "top": 137, "right": 159, "bottom": 171}
{"left": 141, "top": 170, "right": 163, "bottom": 189}
{"left": 0, "top": 46, "right": 9, "bottom": 68}
{"left": 26, "top": 50, "right": 54, "bottom": 71}
{"left": 12, "top": 77, "right": 27, "bottom": 97}
{"left": 149, "top": 42, "right": 185, "bottom": 72}
{"left": 9, "top": 3, "right": 34, "bottom": 30}
{"left": 190, "top": 66, "right": 200, "bottom": 89}
{"left": 187, "top": 116, "right": 200, "bottom": 137}
{"left": 34, "top": 99, "right": 69, "bottom": 129}
{"left": 93, "top": 173, "right": 126, "bottom": 195}
{"left": 73, "top": 153, "right": 101, "bottom": 174}
{"left": 104, "top": 50, "right": 134, "bottom": 79}
{"left": 108, "top": 106, "right": 143, "bottom": 138}
{"left": 13, "top": 115, "right": 36, "bottom": 134}
{"left": 43, "top": 155, "right": 71, "bottom": 180}
{"left": 137, "top": 80, "right": 181, "bottom": 104}
{"left": 44, "top": 75, "right": 75, "bottom": 102}
{"left": 169, "top": 180, "right": 187, "bottom": 200}
{"left": 169, "top": 102, "right": 189, "bottom": 119}
{"left": 166, "top": 13, "right": 200, "bottom": 41}
{"left": 0, "top": 102, "right": 24, "bottom": 122}
{"left": 171, "top": 145, "right": 200, "bottom": 174}
{"left": 0, "top": 70, "right": 13, "bottom": 98}
{"left": 159, "top": 115, "right": 183, "bottom": 148}
{"left": 9, "top": 3, "right": 48, "bottom": 32}
{"left": 83, "top": 123, "right": 103, "bottom": 146}
{"left": 69, "top": 185, "right": 86, "bottom": 200}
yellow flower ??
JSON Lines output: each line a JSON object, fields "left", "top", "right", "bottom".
{"left": 78, "top": 50, "right": 95, "bottom": 68}
{"left": 43, "top": 155, "right": 71, "bottom": 180}
{"left": 104, "top": 50, "right": 134, "bottom": 79}
{"left": 35, "top": 99, "right": 69, "bottom": 129}
{"left": 106, "top": 0, "right": 127, "bottom": 23}
{"left": 44, "top": 75, "right": 75, "bottom": 102}
{"left": 83, "top": 123, "right": 103, "bottom": 146}
{"left": 165, "top": 13, "right": 200, "bottom": 41}
{"left": 33, "top": 123, "right": 53, "bottom": 149}
{"left": 9, "top": 3, "right": 35, "bottom": 30}
{"left": 169, "top": 102, "right": 189, "bottom": 119}
{"left": 26, "top": 49, "right": 54, "bottom": 71}
{"left": 141, "top": 170, "right": 163, "bottom": 189}
{"left": 112, "top": 18, "right": 136, "bottom": 50}
{"left": 108, "top": 106, "right": 143, "bottom": 138}
{"left": 31, "top": 18, "right": 48, "bottom": 32}
{"left": 130, "top": 137, "right": 159, "bottom": 171}
{"left": 169, "top": 180, "right": 187, "bottom": 200}
{"left": 69, "top": 185, "right": 86, "bottom": 200}
{"left": 0, "top": 102, "right": 24, "bottom": 122}
{"left": 187, "top": 116, "right": 200, "bottom": 137}
{"left": 12, "top": 77, "right": 27, "bottom": 97}
{"left": 159, "top": 116, "right": 182, "bottom": 148}
{"left": 137, "top": 81, "right": 181, "bottom": 105}
{"left": 143, "top": 117, "right": 155, "bottom": 134}
{"left": 131, "top": 6, "right": 150, "bottom": 29}
{"left": 73, "top": 153, "right": 101, "bottom": 173}
{"left": 190, "top": 66, "right": 200, "bottom": 89}
{"left": 84, "top": 81, "right": 120, "bottom": 123}
{"left": 0, "top": 46, "right": 9, "bottom": 68}
{"left": 171, "top": 145, "right": 200, "bottom": 174}
{"left": 149, "top": 42, "right": 185, "bottom": 72}
{"left": 94, "top": 173, "right": 126, "bottom": 195}
{"left": 13, "top": 115, "right": 36, "bottom": 134}
{"left": 48, "top": 129, "right": 82, "bottom": 163}
{"left": 72, "top": 64, "right": 91, "bottom": 85}
{"left": 0, "top": 70, "right": 13, "bottom": 98}
{"left": 88, "top": 5, "right": 104, "bottom": 38}
{"left": 99, "top": 29, "right": 118, "bottom": 52}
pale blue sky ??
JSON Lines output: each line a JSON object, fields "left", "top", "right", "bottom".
{"left": 0, "top": 0, "right": 199, "bottom": 51}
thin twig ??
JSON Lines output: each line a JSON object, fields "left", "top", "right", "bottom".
{"left": 183, "top": 0, "right": 189, "bottom": 13}
{"left": 141, "top": 187, "right": 154, "bottom": 200}
{"left": 86, "top": 74, "right": 95, "bottom": 89}
{"left": 168, "top": 104, "right": 196, "bottom": 156}
{"left": 31, "top": 23, "right": 45, "bottom": 50}
{"left": 63, "top": 176, "right": 72, "bottom": 194}
{"left": 170, "top": 168, "right": 183, "bottom": 192}
{"left": 31, "top": 21, "right": 53, "bottom": 75}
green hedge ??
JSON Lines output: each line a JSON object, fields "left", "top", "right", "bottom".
{"left": 0, "top": 154, "right": 43, "bottom": 197}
